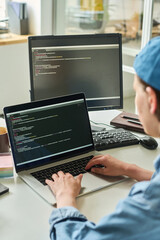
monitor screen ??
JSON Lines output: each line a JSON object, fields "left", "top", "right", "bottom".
{"left": 28, "top": 33, "right": 123, "bottom": 111}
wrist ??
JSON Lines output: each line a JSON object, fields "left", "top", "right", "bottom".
{"left": 121, "top": 162, "right": 131, "bottom": 176}
{"left": 56, "top": 193, "right": 77, "bottom": 208}
{"left": 123, "top": 162, "right": 153, "bottom": 181}
{"left": 123, "top": 162, "right": 138, "bottom": 177}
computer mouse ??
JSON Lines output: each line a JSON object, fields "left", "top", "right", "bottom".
{"left": 139, "top": 136, "right": 158, "bottom": 150}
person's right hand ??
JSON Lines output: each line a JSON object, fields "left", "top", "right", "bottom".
{"left": 45, "top": 171, "right": 83, "bottom": 208}
{"left": 85, "top": 154, "right": 128, "bottom": 177}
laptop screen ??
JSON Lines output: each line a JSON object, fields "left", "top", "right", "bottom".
{"left": 4, "top": 93, "right": 94, "bottom": 172}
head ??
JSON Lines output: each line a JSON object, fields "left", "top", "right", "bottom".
{"left": 133, "top": 37, "right": 160, "bottom": 137}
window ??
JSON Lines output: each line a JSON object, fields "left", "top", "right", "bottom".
{"left": 0, "top": 0, "right": 7, "bottom": 19}
{"left": 0, "top": 0, "right": 9, "bottom": 35}
{"left": 53, "top": 0, "right": 144, "bottom": 50}
{"left": 152, "top": 0, "right": 160, "bottom": 38}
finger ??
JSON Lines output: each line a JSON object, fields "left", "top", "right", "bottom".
{"left": 76, "top": 174, "right": 83, "bottom": 184}
{"left": 45, "top": 179, "right": 56, "bottom": 195}
{"left": 65, "top": 172, "right": 72, "bottom": 177}
{"left": 85, "top": 157, "right": 105, "bottom": 170}
{"left": 52, "top": 173, "right": 58, "bottom": 181}
{"left": 88, "top": 155, "right": 103, "bottom": 162}
{"left": 57, "top": 171, "right": 65, "bottom": 177}
{"left": 91, "top": 155, "right": 103, "bottom": 160}
{"left": 45, "top": 179, "right": 54, "bottom": 187}
{"left": 91, "top": 167, "right": 106, "bottom": 175}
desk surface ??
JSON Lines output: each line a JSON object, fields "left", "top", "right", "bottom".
{"left": 1, "top": 110, "right": 160, "bottom": 240}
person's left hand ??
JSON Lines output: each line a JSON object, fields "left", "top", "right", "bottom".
{"left": 45, "top": 171, "right": 83, "bottom": 208}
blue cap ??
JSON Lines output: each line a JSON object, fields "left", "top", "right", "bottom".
{"left": 134, "top": 36, "right": 160, "bottom": 91}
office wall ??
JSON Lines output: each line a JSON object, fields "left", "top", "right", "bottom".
{"left": 0, "top": 42, "right": 30, "bottom": 113}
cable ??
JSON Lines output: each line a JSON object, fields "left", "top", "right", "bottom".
{"left": 90, "top": 120, "right": 116, "bottom": 129}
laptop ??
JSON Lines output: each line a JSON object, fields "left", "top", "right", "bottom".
{"left": 4, "top": 93, "right": 124, "bottom": 205}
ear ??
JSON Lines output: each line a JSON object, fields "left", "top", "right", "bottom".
{"left": 146, "top": 87, "right": 157, "bottom": 114}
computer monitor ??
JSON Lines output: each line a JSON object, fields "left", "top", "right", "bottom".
{"left": 28, "top": 33, "right": 123, "bottom": 111}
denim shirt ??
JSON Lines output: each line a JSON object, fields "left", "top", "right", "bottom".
{"left": 49, "top": 155, "right": 160, "bottom": 240}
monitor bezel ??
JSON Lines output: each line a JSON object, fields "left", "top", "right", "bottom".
{"left": 4, "top": 93, "right": 94, "bottom": 172}
{"left": 28, "top": 33, "right": 123, "bottom": 111}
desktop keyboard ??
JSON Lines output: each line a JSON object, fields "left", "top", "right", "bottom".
{"left": 93, "top": 128, "right": 139, "bottom": 151}
{"left": 31, "top": 155, "right": 93, "bottom": 185}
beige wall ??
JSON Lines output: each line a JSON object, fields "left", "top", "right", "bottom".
{"left": 0, "top": 42, "right": 30, "bottom": 113}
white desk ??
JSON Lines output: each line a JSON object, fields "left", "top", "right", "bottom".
{"left": 1, "top": 110, "right": 160, "bottom": 240}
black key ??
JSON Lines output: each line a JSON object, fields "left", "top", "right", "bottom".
{"left": 93, "top": 128, "right": 139, "bottom": 151}
{"left": 31, "top": 155, "right": 94, "bottom": 185}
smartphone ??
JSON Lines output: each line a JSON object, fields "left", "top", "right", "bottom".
{"left": 0, "top": 183, "right": 9, "bottom": 195}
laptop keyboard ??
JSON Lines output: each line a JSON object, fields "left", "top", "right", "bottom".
{"left": 93, "top": 128, "right": 139, "bottom": 151}
{"left": 31, "top": 129, "right": 139, "bottom": 185}
{"left": 31, "top": 155, "right": 93, "bottom": 185}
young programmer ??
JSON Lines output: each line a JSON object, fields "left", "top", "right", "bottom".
{"left": 46, "top": 36, "right": 160, "bottom": 239}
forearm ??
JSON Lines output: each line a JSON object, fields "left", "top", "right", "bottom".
{"left": 86, "top": 155, "right": 154, "bottom": 182}
{"left": 123, "top": 163, "right": 153, "bottom": 181}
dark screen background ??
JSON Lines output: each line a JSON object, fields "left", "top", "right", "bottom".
{"left": 29, "top": 34, "right": 123, "bottom": 110}
{"left": 7, "top": 100, "right": 93, "bottom": 166}
{"left": 33, "top": 48, "right": 120, "bottom": 101}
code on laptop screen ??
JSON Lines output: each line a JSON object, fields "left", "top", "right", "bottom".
{"left": 6, "top": 98, "right": 93, "bottom": 167}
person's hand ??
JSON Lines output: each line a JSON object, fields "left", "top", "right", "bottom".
{"left": 45, "top": 171, "right": 83, "bottom": 208}
{"left": 85, "top": 154, "right": 154, "bottom": 181}
{"left": 85, "top": 154, "right": 127, "bottom": 177}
